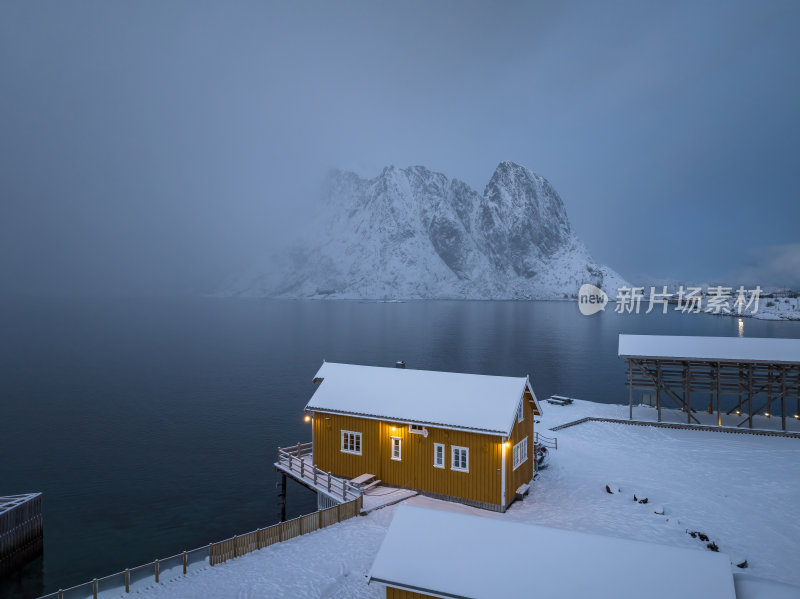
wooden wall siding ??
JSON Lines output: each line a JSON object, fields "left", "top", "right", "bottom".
{"left": 386, "top": 586, "right": 439, "bottom": 599}
{"left": 313, "top": 413, "right": 505, "bottom": 507}
{"left": 504, "top": 391, "right": 535, "bottom": 505}
{"left": 313, "top": 414, "right": 382, "bottom": 478}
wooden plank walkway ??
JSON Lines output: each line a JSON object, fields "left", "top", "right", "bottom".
{"left": 275, "top": 443, "right": 362, "bottom": 504}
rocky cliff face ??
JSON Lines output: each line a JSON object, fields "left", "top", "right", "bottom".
{"left": 221, "top": 161, "right": 627, "bottom": 299}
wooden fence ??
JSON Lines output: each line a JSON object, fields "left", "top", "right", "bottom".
{"left": 37, "top": 495, "right": 362, "bottom": 598}
{"left": 209, "top": 495, "right": 362, "bottom": 565}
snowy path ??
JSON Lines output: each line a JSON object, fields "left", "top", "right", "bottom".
{"left": 114, "top": 400, "right": 800, "bottom": 598}
{"left": 123, "top": 512, "right": 393, "bottom": 599}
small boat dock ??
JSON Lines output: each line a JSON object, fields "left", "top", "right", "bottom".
{"left": 275, "top": 443, "right": 362, "bottom": 516}
{"left": 1, "top": 492, "right": 43, "bottom": 575}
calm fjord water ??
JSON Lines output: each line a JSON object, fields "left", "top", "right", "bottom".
{"left": 2, "top": 298, "right": 799, "bottom": 597}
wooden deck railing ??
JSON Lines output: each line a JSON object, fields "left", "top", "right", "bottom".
{"left": 534, "top": 431, "right": 558, "bottom": 449}
{"left": 37, "top": 496, "right": 362, "bottom": 599}
{"left": 276, "top": 443, "right": 362, "bottom": 503}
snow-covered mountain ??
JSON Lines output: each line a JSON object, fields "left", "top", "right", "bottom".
{"left": 221, "top": 161, "right": 628, "bottom": 299}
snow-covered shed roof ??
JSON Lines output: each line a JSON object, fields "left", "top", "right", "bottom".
{"left": 306, "top": 362, "right": 541, "bottom": 437}
{"left": 369, "top": 506, "right": 736, "bottom": 599}
{"left": 619, "top": 334, "right": 800, "bottom": 364}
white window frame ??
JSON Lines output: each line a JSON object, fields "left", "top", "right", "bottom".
{"left": 517, "top": 400, "right": 524, "bottom": 423}
{"left": 409, "top": 424, "right": 426, "bottom": 434}
{"left": 390, "top": 436, "right": 402, "bottom": 461}
{"left": 340, "top": 430, "right": 362, "bottom": 455}
{"left": 513, "top": 437, "right": 528, "bottom": 470}
{"left": 451, "top": 445, "right": 469, "bottom": 473}
{"left": 433, "top": 443, "right": 445, "bottom": 468}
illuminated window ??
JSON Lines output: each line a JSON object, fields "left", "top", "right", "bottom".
{"left": 391, "top": 437, "right": 402, "bottom": 461}
{"left": 513, "top": 437, "right": 528, "bottom": 470}
{"left": 340, "top": 430, "right": 362, "bottom": 455}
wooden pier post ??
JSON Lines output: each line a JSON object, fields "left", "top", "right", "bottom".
{"left": 748, "top": 364, "right": 754, "bottom": 428}
{"left": 716, "top": 362, "right": 721, "bottom": 427}
{"left": 781, "top": 370, "right": 787, "bottom": 431}
{"left": 628, "top": 360, "right": 633, "bottom": 420}
{"left": 278, "top": 473, "right": 287, "bottom": 522}
{"left": 656, "top": 362, "right": 662, "bottom": 423}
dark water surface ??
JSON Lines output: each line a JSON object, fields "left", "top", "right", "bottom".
{"left": 2, "top": 298, "right": 799, "bottom": 597}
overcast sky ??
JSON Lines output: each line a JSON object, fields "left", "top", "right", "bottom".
{"left": 1, "top": 1, "right": 799, "bottom": 295}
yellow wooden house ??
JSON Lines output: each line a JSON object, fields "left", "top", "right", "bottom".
{"left": 305, "top": 362, "right": 542, "bottom": 512}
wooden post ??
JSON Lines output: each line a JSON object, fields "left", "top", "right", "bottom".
{"left": 767, "top": 365, "right": 773, "bottom": 421}
{"left": 716, "top": 362, "right": 722, "bottom": 426}
{"left": 313, "top": 468, "right": 317, "bottom": 486}
{"left": 342, "top": 482, "right": 346, "bottom": 501}
{"left": 656, "top": 361, "right": 662, "bottom": 423}
{"left": 155, "top": 559, "right": 160, "bottom": 583}
{"left": 327, "top": 472, "right": 332, "bottom": 493}
{"left": 781, "top": 370, "right": 786, "bottom": 431}
{"left": 296, "top": 442, "right": 301, "bottom": 457}
{"left": 183, "top": 551, "right": 187, "bottom": 575}
{"left": 125, "top": 569, "right": 130, "bottom": 592}
{"left": 628, "top": 360, "right": 633, "bottom": 420}
{"left": 707, "top": 364, "right": 713, "bottom": 414}
{"left": 686, "top": 363, "right": 692, "bottom": 424}
{"left": 300, "top": 459, "right": 304, "bottom": 479}
{"left": 278, "top": 473, "right": 287, "bottom": 523}
{"left": 738, "top": 364, "right": 743, "bottom": 416}
{"left": 58, "top": 590, "right": 63, "bottom": 599}
{"left": 748, "top": 364, "right": 754, "bottom": 428}
{"left": 93, "top": 579, "right": 98, "bottom": 599}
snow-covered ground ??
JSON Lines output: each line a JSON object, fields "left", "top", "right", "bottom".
{"left": 749, "top": 297, "right": 800, "bottom": 321}
{"left": 115, "top": 400, "right": 800, "bottom": 598}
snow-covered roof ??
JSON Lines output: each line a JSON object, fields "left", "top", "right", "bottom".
{"left": 306, "top": 362, "right": 541, "bottom": 436}
{"left": 0, "top": 493, "right": 41, "bottom": 515}
{"left": 618, "top": 334, "right": 800, "bottom": 364}
{"left": 369, "top": 506, "right": 736, "bottom": 599}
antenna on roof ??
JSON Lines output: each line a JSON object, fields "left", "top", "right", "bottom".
{"left": 395, "top": 360, "right": 406, "bottom": 369}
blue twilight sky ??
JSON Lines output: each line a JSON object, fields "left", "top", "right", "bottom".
{"left": 1, "top": 1, "right": 799, "bottom": 295}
